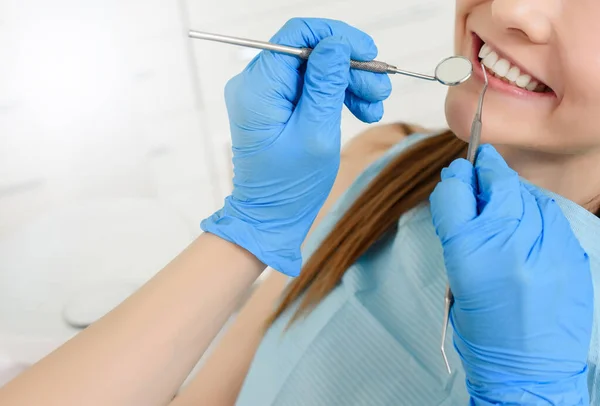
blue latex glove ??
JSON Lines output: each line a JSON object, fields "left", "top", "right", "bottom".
{"left": 429, "top": 145, "right": 593, "bottom": 405}
{"left": 201, "top": 18, "right": 391, "bottom": 276}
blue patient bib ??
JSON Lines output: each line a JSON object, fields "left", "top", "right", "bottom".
{"left": 236, "top": 133, "right": 600, "bottom": 405}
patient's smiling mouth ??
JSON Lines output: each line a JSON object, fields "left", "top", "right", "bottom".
{"left": 471, "top": 33, "right": 556, "bottom": 99}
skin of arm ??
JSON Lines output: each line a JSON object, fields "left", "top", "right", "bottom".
{"left": 0, "top": 123, "right": 413, "bottom": 406}
{"left": 0, "top": 233, "right": 265, "bottom": 406}
{"left": 170, "top": 123, "right": 413, "bottom": 406}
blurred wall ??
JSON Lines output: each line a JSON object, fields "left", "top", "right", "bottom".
{"left": 0, "top": 0, "right": 456, "bottom": 385}
{"left": 0, "top": 0, "right": 455, "bottom": 239}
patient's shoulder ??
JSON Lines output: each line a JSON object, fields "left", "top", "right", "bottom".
{"left": 343, "top": 122, "right": 431, "bottom": 158}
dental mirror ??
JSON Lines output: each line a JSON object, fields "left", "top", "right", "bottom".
{"left": 434, "top": 56, "right": 473, "bottom": 86}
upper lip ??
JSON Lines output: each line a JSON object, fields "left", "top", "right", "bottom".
{"left": 475, "top": 34, "right": 551, "bottom": 90}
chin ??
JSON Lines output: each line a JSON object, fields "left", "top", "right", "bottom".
{"left": 444, "top": 92, "right": 595, "bottom": 155}
{"left": 444, "top": 86, "right": 549, "bottom": 151}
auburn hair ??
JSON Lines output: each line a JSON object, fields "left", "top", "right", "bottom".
{"left": 268, "top": 124, "right": 600, "bottom": 327}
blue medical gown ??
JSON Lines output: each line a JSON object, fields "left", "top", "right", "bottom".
{"left": 236, "top": 133, "right": 600, "bottom": 405}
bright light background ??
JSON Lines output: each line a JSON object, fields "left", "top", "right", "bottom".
{"left": 0, "top": 0, "right": 455, "bottom": 385}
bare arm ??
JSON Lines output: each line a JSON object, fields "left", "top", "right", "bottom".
{"left": 0, "top": 233, "right": 266, "bottom": 406}
{"left": 171, "top": 123, "right": 412, "bottom": 406}
{"left": 0, "top": 123, "right": 414, "bottom": 406}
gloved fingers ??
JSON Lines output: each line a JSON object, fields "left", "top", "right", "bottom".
{"left": 475, "top": 145, "right": 524, "bottom": 221}
{"left": 430, "top": 158, "right": 477, "bottom": 242}
{"left": 344, "top": 68, "right": 391, "bottom": 123}
{"left": 522, "top": 184, "right": 567, "bottom": 242}
{"left": 292, "top": 36, "right": 351, "bottom": 130}
{"left": 344, "top": 91, "right": 384, "bottom": 123}
{"left": 521, "top": 183, "right": 544, "bottom": 233}
{"left": 523, "top": 185, "right": 593, "bottom": 330}
{"left": 224, "top": 57, "right": 300, "bottom": 129}
{"left": 254, "top": 18, "right": 378, "bottom": 104}
{"left": 228, "top": 18, "right": 379, "bottom": 124}
{"left": 506, "top": 183, "right": 545, "bottom": 263}
{"left": 523, "top": 183, "right": 588, "bottom": 261}
{"left": 269, "top": 18, "right": 378, "bottom": 70}
{"left": 347, "top": 69, "right": 392, "bottom": 103}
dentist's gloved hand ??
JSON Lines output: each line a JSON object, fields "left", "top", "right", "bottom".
{"left": 430, "top": 145, "right": 593, "bottom": 405}
{"left": 201, "top": 18, "right": 391, "bottom": 276}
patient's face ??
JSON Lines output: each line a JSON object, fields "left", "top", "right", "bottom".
{"left": 446, "top": 0, "right": 600, "bottom": 154}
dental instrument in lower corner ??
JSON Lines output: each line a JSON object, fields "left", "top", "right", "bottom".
{"left": 441, "top": 61, "right": 488, "bottom": 375}
{"left": 188, "top": 30, "right": 473, "bottom": 87}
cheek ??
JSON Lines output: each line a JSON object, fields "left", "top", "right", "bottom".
{"left": 455, "top": 0, "right": 479, "bottom": 14}
{"left": 558, "top": 90, "right": 600, "bottom": 151}
{"left": 445, "top": 82, "right": 487, "bottom": 143}
{"left": 453, "top": 0, "right": 486, "bottom": 53}
{"left": 445, "top": 87, "right": 472, "bottom": 142}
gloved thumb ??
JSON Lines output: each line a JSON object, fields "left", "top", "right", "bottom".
{"left": 430, "top": 158, "right": 478, "bottom": 242}
{"left": 292, "top": 36, "right": 351, "bottom": 135}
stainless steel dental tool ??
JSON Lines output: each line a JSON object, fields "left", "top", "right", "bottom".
{"left": 188, "top": 30, "right": 473, "bottom": 86}
{"left": 441, "top": 62, "right": 488, "bottom": 375}
{"left": 467, "top": 63, "right": 488, "bottom": 163}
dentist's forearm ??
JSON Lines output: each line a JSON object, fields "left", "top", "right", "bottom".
{"left": 0, "top": 233, "right": 265, "bottom": 406}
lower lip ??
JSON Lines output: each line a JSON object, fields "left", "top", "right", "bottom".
{"left": 470, "top": 33, "right": 555, "bottom": 99}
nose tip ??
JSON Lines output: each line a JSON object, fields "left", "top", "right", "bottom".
{"left": 492, "top": 0, "right": 554, "bottom": 44}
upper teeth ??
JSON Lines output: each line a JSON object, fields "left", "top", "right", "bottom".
{"left": 479, "top": 43, "right": 540, "bottom": 91}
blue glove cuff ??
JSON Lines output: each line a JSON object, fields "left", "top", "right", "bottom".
{"left": 467, "top": 369, "right": 590, "bottom": 406}
{"left": 200, "top": 197, "right": 303, "bottom": 277}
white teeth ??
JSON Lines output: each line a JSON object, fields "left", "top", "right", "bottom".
{"left": 505, "top": 66, "right": 520, "bottom": 82}
{"left": 478, "top": 41, "right": 549, "bottom": 92}
{"left": 492, "top": 59, "right": 510, "bottom": 77}
{"left": 482, "top": 51, "right": 499, "bottom": 68}
{"left": 478, "top": 43, "right": 492, "bottom": 59}
{"left": 525, "top": 80, "right": 538, "bottom": 91}
{"left": 516, "top": 74, "right": 531, "bottom": 88}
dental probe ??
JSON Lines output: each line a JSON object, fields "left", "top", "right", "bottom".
{"left": 441, "top": 61, "right": 488, "bottom": 375}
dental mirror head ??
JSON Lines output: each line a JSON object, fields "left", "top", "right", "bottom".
{"left": 434, "top": 56, "right": 473, "bottom": 86}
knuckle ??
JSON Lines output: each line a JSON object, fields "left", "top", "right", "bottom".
{"left": 379, "top": 81, "right": 392, "bottom": 99}
{"left": 430, "top": 182, "right": 445, "bottom": 201}
{"left": 284, "top": 17, "right": 307, "bottom": 32}
{"left": 440, "top": 176, "right": 460, "bottom": 188}
{"left": 224, "top": 74, "right": 242, "bottom": 101}
{"left": 360, "top": 32, "right": 376, "bottom": 48}
{"left": 224, "top": 74, "right": 257, "bottom": 117}
{"left": 311, "top": 45, "right": 351, "bottom": 72}
{"left": 308, "top": 59, "right": 348, "bottom": 84}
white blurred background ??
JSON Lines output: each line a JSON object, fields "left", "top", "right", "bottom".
{"left": 0, "top": 0, "right": 454, "bottom": 387}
